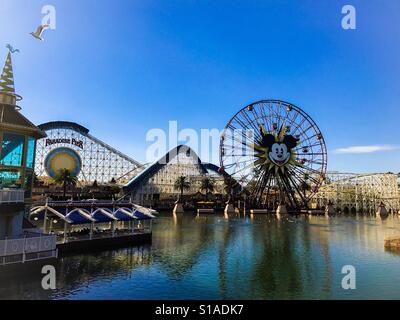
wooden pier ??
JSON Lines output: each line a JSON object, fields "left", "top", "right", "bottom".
{"left": 250, "top": 209, "right": 270, "bottom": 214}
{"left": 197, "top": 208, "right": 214, "bottom": 214}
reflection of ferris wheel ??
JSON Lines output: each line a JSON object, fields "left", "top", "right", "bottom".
{"left": 219, "top": 100, "right": 327, "bottom": 209}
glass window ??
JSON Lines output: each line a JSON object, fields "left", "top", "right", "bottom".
{"left": 0, "top": 169, "right": 22, "bottom": 188}
{"left": 26, "top": 137, "right": 35, "bottom": 168}
{"left": 24, "top": 170, "right": 33, "bottom": 198}
{"left": 1, "top": 132, "right": 25, "bottom": 167}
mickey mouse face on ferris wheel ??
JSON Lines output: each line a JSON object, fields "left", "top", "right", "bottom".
{"left": 262, "top": 134, "right": 298, "bottom": 167}
{"left": 269, "top": 143, "right": 291, "bottom": 166}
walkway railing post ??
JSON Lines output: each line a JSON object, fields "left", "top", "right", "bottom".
{"left": 22, "top": 235, "right": 27, "bottom": 263}
{"left": 90, "top": 222, "right": 94, "bottom": 240}
{"left": 4, "top": 238, "right": 7, "bottom": 260}
{"left": 43, "top": 198, "right": 48, "bottom": 234}
{"left": 63, "top": 221, "right": 67, "bottom": 243}
{"left": 90, "top": 204, "right": 94, "bottom": 240}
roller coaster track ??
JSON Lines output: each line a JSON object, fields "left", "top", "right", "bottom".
{"left": 316, "top": 172, "right": 400, "bottom": 212}
{"left": 35, "top": 121, "right": 143, "bottom": 185}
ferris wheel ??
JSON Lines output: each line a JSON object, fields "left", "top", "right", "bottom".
{"left": 219, "top": 100, "right": 327, "bottom": 209}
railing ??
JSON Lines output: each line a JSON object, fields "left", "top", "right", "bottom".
{"left": 0, "top": 188, "right": 25, "bottom": 204}
{"left": 0, "top": 234, "right": 58, "bottom": 266}
{"left": 57, "top": 228, "right": 151, "bottom": 244}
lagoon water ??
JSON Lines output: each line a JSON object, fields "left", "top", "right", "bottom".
{"left": 1, "top": 213, "right": 400, "bottom": 300}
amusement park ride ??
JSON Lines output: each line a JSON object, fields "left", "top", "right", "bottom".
{"left": 34, "top": 121, "right": 144, "bottom": 186}
{"left": 219, "top": 100, "right": 328, "bottom": 210}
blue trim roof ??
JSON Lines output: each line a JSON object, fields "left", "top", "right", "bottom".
{"left": 68, "top": 211, "right": 91, "bottom": 224}
{"left": 92, "top": 211, "right": 114, "bottom": 223}
{"left": 133, "top": 210, "right": 153, "bottom": 220}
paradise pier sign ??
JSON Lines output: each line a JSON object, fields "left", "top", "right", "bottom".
{"left": 45, "top": 138, "right": 84, "bottom": 149}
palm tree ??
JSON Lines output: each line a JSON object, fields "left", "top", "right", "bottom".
{"left": 53, "top": 168, "right": 77, "bottom": 198}
{"left": 223, "top": 175, "right": 240, "bottom": 204}
{"left": 174, "top": 176, "right": 191, "bottom": 202}
{"left": 200, "top": 177, "right": 215, "bottom": 200}
{"left": 33, "top": 172, "right": 39, "bottom": 185}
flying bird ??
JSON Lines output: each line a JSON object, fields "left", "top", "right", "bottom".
{"left": 30, "top": 24, "right": 50, "bottom": 41}
{"left": 6, "top": 44, "right": 19, "bottom": 53}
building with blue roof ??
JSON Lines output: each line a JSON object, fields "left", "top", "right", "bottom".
{"left": 123, "top": 145, "right": 229, "bottom": 207}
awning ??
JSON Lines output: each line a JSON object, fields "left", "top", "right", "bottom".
{"left": 133, "top": 210, "right": 154, "bottom": 220}
{"left": 92, "top": 208, "right": 117, "bottom": 223}
{"left": 66, "top": 208, "right": 95, "bottom": 225}
{"left": 30, "top": 204, "right": 155, "bottom": 225}
{"left": 132, "top": 204, "right": 156, "bottom": 219}
{"left": 30, "top": 206, "right": 73, "bottom": 224}
{"left": 115, "top": 207, "right": 137, "bottom": 221}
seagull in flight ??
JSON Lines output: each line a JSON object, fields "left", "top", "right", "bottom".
{"left": 30, "top": 24, "right": 50, "bottom": 41}
{"left": 6, "top": 44, "right": 19, "bottom": 53}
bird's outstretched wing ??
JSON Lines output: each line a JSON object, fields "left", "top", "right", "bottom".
{"left": 34, "top": 24, "right": 49, "bottom": 36}
{"left": 34, "top": 25, "right": 43, "bottom": 34}
{"left": 38, "top": 24, "right": 50, "bottom": 36}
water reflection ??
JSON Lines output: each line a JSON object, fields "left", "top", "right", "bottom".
{"left": 1, "top": 213, "right": 400, "bottom": 299}
{"left": 0, "top": 246, "right": 151, "bottom": 300}
{"left": 151, "top": 214, "right": 214, "bottom": 279}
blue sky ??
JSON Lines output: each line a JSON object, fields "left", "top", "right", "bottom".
{"left": 1, "top": 0, "right": 399, "bottom": 172}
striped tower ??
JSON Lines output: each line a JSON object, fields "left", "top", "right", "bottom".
{"left": 0, "top": 51, "right": 22, "bottom": 106}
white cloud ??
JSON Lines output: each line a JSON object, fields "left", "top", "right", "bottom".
{"left": 333, "top": 145, "right": 399, "bottom": 154}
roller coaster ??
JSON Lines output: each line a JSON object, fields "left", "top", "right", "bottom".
{"left": 314, "top": 172, "right": 400, "bottom": 213}
{"left": 35, "top": 121, "right": 144, "bottom": 185}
